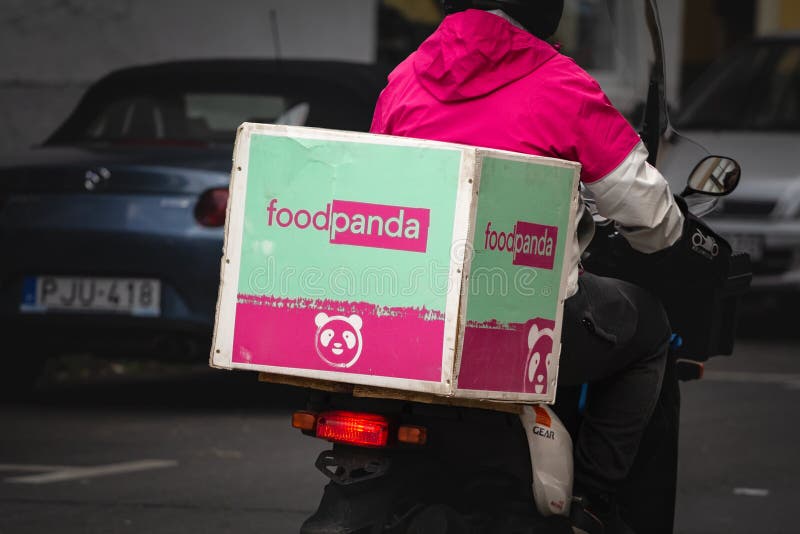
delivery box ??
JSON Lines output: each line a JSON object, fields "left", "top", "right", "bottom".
{"left": 211, "top": 123, "right": 580, "bottom": 404}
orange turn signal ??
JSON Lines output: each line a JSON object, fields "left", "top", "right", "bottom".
{"left": 292, "top": 411, "right": 317, "bottom": 431}
{"left": 397, "top": 425, "right": 428, "bottom": 445}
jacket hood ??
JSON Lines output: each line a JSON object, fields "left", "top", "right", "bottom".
{"left": 412, "top": 9, "right": 558, "bottom": 103}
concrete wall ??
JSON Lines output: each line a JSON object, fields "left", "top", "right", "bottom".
{"left": 0, "top": 0, "right": 378, "bottom": 152}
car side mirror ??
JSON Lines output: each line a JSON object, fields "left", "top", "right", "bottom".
{"left": 683, "top": 156, "right": 741, "bottom": 197}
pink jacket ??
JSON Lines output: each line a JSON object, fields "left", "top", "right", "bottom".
{"left": 371, "top": 9, "right": 683, "bottom": 295}
{"left": 371, "top": 9, "right": 639, "bottom": 183}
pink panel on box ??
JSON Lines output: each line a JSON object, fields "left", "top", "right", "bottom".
{"left": 458, "top": 318, "right": 556, "bottom": 394}
{"left": 232, "top": 296, "right": 444, "bottom": 382}
{"left": 511, "top": 221, "right": 558, "bottom": 270}
{"left": 329, "top": 200, "right": 430, "bottom": 253}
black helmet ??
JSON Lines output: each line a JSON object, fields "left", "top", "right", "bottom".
{"left": 441, "top": 0, "right": 564, "bottom": 39}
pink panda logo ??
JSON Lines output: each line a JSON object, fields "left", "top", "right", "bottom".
{"left": 524, "top": 318, "right": 556, "bottom": 395}
{"left": 314, "top": 313, "right": 364, "bottom": 369}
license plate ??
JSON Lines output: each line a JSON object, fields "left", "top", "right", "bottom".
{"left": 21, "top": 276, "right": 161, "bottom": 316}
{"left": 726, "top": 234, "right": 764, "bottom": 262}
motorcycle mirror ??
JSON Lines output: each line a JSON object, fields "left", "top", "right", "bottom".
{"left": 682, "top": 156, "right": 741, "bottom": 197}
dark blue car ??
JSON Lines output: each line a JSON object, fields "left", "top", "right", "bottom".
{"left": 0, "top": 59, "right": 384, "bottom": 391}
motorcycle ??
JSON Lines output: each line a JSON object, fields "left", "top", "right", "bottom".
{"left": 281, "top": 2, "right": 752, "bottom": 532}
{"left": 287, "top": 156, "right": 749, "bottom": 534}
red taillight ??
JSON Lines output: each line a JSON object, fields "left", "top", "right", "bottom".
{"left": 195, "top": 188, "right": 229, "bottom": 227}
{"left": 315, "top": 411, "right": 390, "bottom": 448}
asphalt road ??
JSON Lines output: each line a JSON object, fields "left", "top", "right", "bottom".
{"left": 1, "top": 332, "right": 798, "bottom": 534}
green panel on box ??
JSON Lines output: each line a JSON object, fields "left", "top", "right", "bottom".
{"left": 236, "top": 134, "right": 462, "bottom": 313}
{"left": 468, "top": 156, "right": 574, "bottom": 324}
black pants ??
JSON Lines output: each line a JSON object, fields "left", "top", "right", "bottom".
{"left": 558, "top": 272, "right": 671, "bottom": 495}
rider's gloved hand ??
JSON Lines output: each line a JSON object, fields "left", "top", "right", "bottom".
{"left": 583, "top": 195, "right": 731, "bottom": 293}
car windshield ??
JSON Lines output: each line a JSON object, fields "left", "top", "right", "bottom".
{"left": 47, "top": 64, "right": 381, "bottom": 147}
{"left": 81, "top": 92, "right": 309, "bottom": 144}
{"left": 677, "top": 41, "right": 800, "bottom": 131}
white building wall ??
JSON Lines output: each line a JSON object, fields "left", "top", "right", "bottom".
{"left": 0, "top": 0, "right": 378, "bottom": 152}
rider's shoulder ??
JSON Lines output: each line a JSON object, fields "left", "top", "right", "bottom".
{"left": 539, "top": 52, "right": 605, "bottom": 92}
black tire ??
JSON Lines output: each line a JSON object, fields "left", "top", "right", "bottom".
{"left": 406, "top": 505, "right": 472, "bottom": 534}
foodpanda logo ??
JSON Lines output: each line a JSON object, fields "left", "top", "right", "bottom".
{"left": 266, "top": 198, "right": 430, "bottom": 253}
{"left": 484, "top": 221, "right": 559, "bottom": 270}
{"left": 314, "top": 313, "right": 364, "bottom": 368}
{"left": 525, "top": 318, "right": 556, "bottom": 395}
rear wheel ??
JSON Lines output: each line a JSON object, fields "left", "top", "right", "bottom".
{"left": 406, "top": 505, "right": 472, "bottom": 534}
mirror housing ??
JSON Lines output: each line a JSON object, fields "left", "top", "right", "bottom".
{"left": 684, "top": 156, "right": 741, "bottom": 197}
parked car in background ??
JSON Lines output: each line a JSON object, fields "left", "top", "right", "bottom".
{"left": 0, "top": 60, "right": 385, "bottom": 391}
{"left": 662, "top": 35, "right": 800, "bottom": 306}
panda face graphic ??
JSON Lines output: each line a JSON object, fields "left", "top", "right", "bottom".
{"left": 525, "top": 320, "right": 555, "bottom": 395}
{"left": 314, "top": 313, "right": 364, "bottom": 368}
